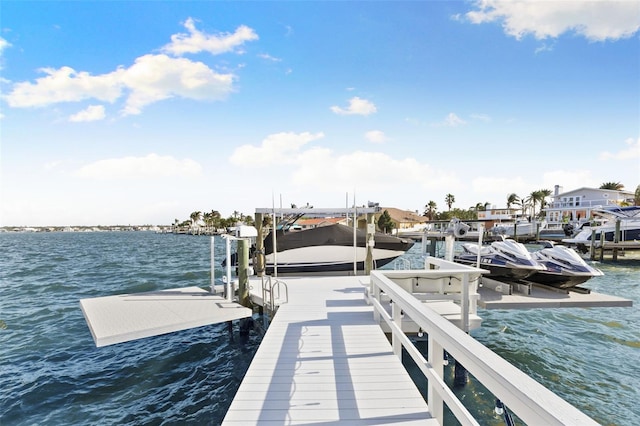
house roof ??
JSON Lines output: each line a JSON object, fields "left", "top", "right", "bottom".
{"left": 554, "top": 187, "right": 634, "bottom": 198}
{"left": 379, "top": 207, "right": 428, "bottom": 224}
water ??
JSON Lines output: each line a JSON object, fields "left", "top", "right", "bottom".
{"left": 1, "top": 233, "right": 638, "bottom": 425}
{"left": 399, "top": 242, "right": 640, "bottom": 425}
{"left": 0, "top": 232, "right": 263, "bottom": 425}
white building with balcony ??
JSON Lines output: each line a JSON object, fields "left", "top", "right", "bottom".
{"left": 543, "top": 185, "right": 635, "bottom": 230}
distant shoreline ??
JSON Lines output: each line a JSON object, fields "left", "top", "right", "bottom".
{"left": 0, "top": 225, "right": 171, "bottom": 233}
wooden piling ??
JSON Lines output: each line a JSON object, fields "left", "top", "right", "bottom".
{"left": 237, "top": 239, "right": 250, "bottom": 307}
{"left": 613, "top": 219, "right": 621, "bottom": 261}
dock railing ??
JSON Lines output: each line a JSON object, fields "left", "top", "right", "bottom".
{"left": 368, "top": 258, "right": 598, "bottom": 426}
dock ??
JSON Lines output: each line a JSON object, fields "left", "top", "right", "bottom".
{"left": 80, "top": 286, "right": 252, "bottom": 347}
{"left": 78, "top": 248, "right": 631, "bottom": 424}
{"left": 222, "top": 259, "right": 611, "bottom": 425}
{"left": 223, "top": 276, "right": 436, "bottom": 424}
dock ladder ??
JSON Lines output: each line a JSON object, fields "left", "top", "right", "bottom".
{"left": 261, "top": 275, "right": 288, "bottom": 317}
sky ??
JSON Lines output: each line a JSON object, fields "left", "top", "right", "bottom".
{"left": 1, "top": 0, "right": 639, "bottom": 226}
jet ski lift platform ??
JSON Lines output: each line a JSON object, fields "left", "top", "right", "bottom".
{"left": 478, "top": 277, "right": 632, "bottom": 310}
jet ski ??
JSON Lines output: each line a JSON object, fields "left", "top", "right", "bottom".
{"left": 454, "top": 238, "right": 545, "bottom": 282}
{"left": 527, "top": 242, "right": 604, "bottom": 288}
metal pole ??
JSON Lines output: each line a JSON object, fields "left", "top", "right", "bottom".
{"left": 353, "top": 205, "right": 357, "bottom": 275}
{"left": 210, "top": 236, "right": 215, "bottom": 293}
{"left": 255, "top": 213, "right": 264, "bottom": 277}
{"left": 225, "top": 236, "right": 232, "bottom": 302}
{"left": 272, "top": 210, "right": 278, "bottom": 277}
{"left": 476, "top": 223, "right": 484, "bottom": 269}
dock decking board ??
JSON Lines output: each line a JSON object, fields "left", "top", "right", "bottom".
{"left": 223, "top": 276, "right": 436, "bottom": 425}
{"left": 80, "top": 286, "right": 252, "bottom": 347}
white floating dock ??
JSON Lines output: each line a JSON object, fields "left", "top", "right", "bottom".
{"left": 478, "top": 285, "right": 633, "bottom": 309}
{"left": 80, "top": 286, "right": 252, "bottom": 347}
{"left": 223, "top": 276, "right": 437, "bottom": 425}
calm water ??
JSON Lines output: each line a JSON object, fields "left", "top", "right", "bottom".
{"left": 1, "top": 232, "right": 638, "bottom": 425}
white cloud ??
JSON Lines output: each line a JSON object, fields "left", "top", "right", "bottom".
{"left": 120, "top": 54, "right": 234, "bottom": 115}
{"left": 229, "top": 131, "right": 325, "bottom": 166}
{"left": 0, "top": 37, "right": 11, "bottom": 69}
{"left": 599, "top": 137, "right": 640, "bottom": 161}
{"left": 330, "top": 97, "right": 377, "bottom": 116}
{"left": 541, "top": 170, "right": 598, "bottom": 191}
{"left": 162, "top": 18, "right": 258, "bottom": 56}
{"left": 433, "top": 112, "right": 466, "bottom": 127}
{"left": 0, "top": 37, "right": 10, "bottom": 54}
{"left": 258, "top": 53, "right": 282, "bottom": 62}
{"left": 470, "top": 113, "right": 491, "bottom": 122}
{"left": 466, "top": 0, "right": 640, "bottom": 41}
{"left": 293, "top": 150, "right": 455, "bottom": 193}
{"left": 75, "top": 153, "right": 203, "bottom": 180}
{"left": 229, "top": 131, "right": 457, "bottom": 196}
{"left": 69, "top": 105, "right": 106, "bottom": 122}
{"left": 5, "top": 66, "right": 124, "bottom": 108}
{"left": 365, "top": 130, "right": 388, "bottom": 144}
{"left": 4, "top": 20, "right": 248, "bottom": 115}
{"left": 4, "top": 55, "right": 235, "bottom": 115}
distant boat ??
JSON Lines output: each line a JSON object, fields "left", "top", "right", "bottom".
{"left": 562, "top": 206, "right": 640, "bottom": 250}
{"left": 490, "top": 217, "right": 546, "bottom": 238}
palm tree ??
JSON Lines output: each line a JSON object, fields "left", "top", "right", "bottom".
{"left": 537, "top": 189, "right": 552, "bottom": 215}
{"left": 190, "top": 211, "right": 202, "bottom": 227}
{"left": 506, "top": 193, "right": 520, "bottom": 209}
{"left": 524, "top": 189, "right": 551, "bottom": 219}
{"left": 423, "top": 201, "right": 437, "bottom": 220}
{"left": 445, "top": 194, "right": 455, "bottom": 211}
{"left": 600, "top": 182, "right": 624, "bottom": 190}
{"left": 635, "top": 185, "right": 640, "bottom": 206}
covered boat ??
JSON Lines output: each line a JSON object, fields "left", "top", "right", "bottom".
{"left": 261, "top": 222, "right": 414, "bottom": 275}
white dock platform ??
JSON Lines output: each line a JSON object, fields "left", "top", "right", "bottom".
{"left": 477, "top": 286, "right": 633, "bottom": 309}
{"left": 80, "top": 286, "right": 252, "bottom": 347}
{"left": 223, "top": 276, "right": 436, "bottom": 425}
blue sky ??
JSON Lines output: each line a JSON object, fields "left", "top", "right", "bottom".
{"left": 1, "top": 1, "right": 639, "bottom": 226}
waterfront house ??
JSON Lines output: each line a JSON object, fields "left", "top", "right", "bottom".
{"left": 542, "top": 185, "right": 635, "bottom": 229}
{"left": 378, "top": 207, "right": 429, "bottom": 234}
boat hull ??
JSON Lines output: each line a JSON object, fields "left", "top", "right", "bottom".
{"left": 453, "top": 255, "right": 538, "bottom": 282}
{"left": 525, "top": 271, "right": 596, "bottom": 288}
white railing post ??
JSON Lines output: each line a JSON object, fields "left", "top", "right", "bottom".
{"left": 225, "top": 236, "right": 233, "bottom": 302}
{"left": 428, "top": 335, "right": 444, "bottom": 424}
{"left": 372, "top": 282, "right": 381, "bottom": 322}
{"left": 392, "top": 301, "right": 402, "bottom": 358}
{"left": 461, "top": 273, "right": 470, "bottom": 333}
{"left": 210, "top": 236, "right": 215, "bottom": 293}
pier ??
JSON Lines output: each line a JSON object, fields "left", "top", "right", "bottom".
{"left": 221, "top": 256, "right": 621, "bottom": 425}
{"left": 79, "top": 235, "right": 633, "bottom": 424}
{"left": 223, "top": 275, "right": 436, "bottom": 424}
